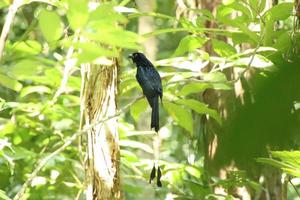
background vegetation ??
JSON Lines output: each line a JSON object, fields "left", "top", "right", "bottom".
{"left": 0, "top": 0, "right": 300, "bottom": 199}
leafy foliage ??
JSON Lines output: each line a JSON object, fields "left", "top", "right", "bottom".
{"left": 0, "top": 0, "right": 299, "bottom": 199}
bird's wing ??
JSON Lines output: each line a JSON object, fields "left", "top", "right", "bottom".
{"left": 136, "top": 66, "right": 155, "bottom": 91}
{"left": 147, "top": 67, "right": 162, "bottom": 95}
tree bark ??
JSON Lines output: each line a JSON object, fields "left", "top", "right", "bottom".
{"left": 79, "top": 0, "right": 121, "bottom": 198}
{"left": 81, "top": 58, "right": 121, "bottom": 200}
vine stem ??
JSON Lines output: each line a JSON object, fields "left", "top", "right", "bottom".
{"left": 289, "top": 179, "right": 300, "bottom": 198}
{"left": 0, "top": 0, "right": 23, "bottom": 61}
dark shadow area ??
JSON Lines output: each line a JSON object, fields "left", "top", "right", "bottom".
{"left": 215, "top": 56, "right": 300, "bottom": 174}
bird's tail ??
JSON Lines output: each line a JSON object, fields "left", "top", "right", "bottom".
{"left": 151, "top": 96, "right": 159, "bottom": 132}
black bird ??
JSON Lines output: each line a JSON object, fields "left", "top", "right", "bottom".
{"left": 129, "top": 52, "right": 162, "bottom": 132}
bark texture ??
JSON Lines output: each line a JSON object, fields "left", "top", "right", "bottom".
{"left": 81, "top": 59, "right": 121, "bottom": 200}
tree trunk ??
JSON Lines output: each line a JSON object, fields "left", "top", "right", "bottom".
{"left": 81, "top": 59, "right": 121, "bottom": 200}
{"left": 79, "top": 0, "right": 121, "bottom": 198}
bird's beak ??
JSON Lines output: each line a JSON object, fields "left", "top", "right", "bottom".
{"left": 128, "top": 54, "right": 133, "bottom": 59}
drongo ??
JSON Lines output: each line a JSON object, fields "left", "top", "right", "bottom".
{"left": 129, "top": 52, "right": 162, "bottom": 132}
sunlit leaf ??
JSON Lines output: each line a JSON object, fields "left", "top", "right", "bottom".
{"left": 20, "top": 86, "right": 52, "bottom": 98}
{"left": 83, "top": 29, "right": 140, "bottom": 49}
{"left": 121, "top": 149, "right": 139, "bottom": 162}
{"left": 178, "top": 83, "right": 211, "bottom": 96}
{"left": 12, "top": 40, "right": 42, "bottom": 55}
{"left": 0, "top": 74, "right": 22, "bottom": 91}
{"left": 212, "top": 39, "right": 236, "bottom": 57}
{"left": 120, "top": 140, "right": 153, "bottom": 154}
{"left": 174, "top": 35, "right": 208, "bottom": 56}
{"left": 0, "top": 189, "right": 10, "bottom": 200}
{"left": 67, "top": 76, "right": 81, "bottom": 91}
{"left": 6, "top": 147, "right": 36, "bottom": 160}
{"left": 67, "top": 0, "right": 89, "bottom": 30}
{"left": 236, "top": 23, "right": 259, "bottom": 43}
{"left": 73, "top": 42, "right": 118, "bottom": 64}
{"left": 38, "top": 9, "right": 63, "bottom": 42}
{"left": 185, "top": 166, "right": 201, "bottom": 178}
{"left": 176, "top": 99, "right": 222, "bottom": 125}
{"left": 164, "top": 102, "right": 193, "bottom": 134}
{"left": 10, "top": 60, "right": 40, "bottom": 80}
{"left": 266, "top": 3, "right": 293, "bottom": 21}
{"left": 88, "top": 3, "right": 127, "bottom": 24}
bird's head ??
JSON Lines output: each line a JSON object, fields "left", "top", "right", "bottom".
{"left": 128, "top": 52, "right": 146, "bottom": 64}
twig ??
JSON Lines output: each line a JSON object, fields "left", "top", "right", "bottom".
{"left": 0, "top": 0, "right": 23, "bottom": 61}
{"left": 164, "top": 77, "right": 232, "bottom": 87}
{"left": 51, "top": 30, "right": 80, "bottom": 103}
{"left": 12, "top": 95, "right": 142, "bottom": 200}
{"left": 289, "top": 179, "right": 300, "bottom": 198}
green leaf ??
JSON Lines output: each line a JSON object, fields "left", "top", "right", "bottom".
{"left": 232, "top": 32, "right": 252, "bottom": 45}
{"left": 174, "top": 35, "right": 208, "bottom": 56}
{"left": 176, "top": 99, "right": 222, "bottom": 125}
{"left": 88, "top": 3, "right": 127, "bottom": 24}
{"left": 38, "top": 10, "right": 63, "bottom": 42}
{"left": 121, "top": 149, "right": 139, "bottom": 162}
{"left": 248, "top": 0, "right": 259, "bottom": 13}
{"left": 227, "top": 2, "right": 252, "bottom": 23}
{"left": 0, "top": 1, "right": 9, "bottom": 9}
{"left": 282, "top": 168, "right": 300, "bottom": 177}
{"left": 0, "top": 74, "right": 22, "bottom": 91}
{"left": 10, "top": 60, "right": 40, "bottom": 80}
{"left": 236, "top": 23, "right": 259, "bottom": 43}
{"left": 256, "top": 158, "right": 294, "bottom": 170}
{"left": 212, "top": 39, "right": 236, "bottom": 57}
{"left": 130, "top": 98, "right": 147, "bottom": 122}
{"left": 271, "top": 151, "right": 300, "bottom": 167}
{"left": 83, "top": 29, "right": 140, "bottom": 50}
{"left": 222, "top": 0, "right": 235, "bottom": 5}
{"left": 179, "top": 83, "right": 211, "bottom": 96}
{"left": 44, "top": 68, "right": 62, "bottom": 86}
{"left": 185, "top": 166, "right": 201, "bottom": 178}
{"left": 67, "top": 0, "right": 89, "bottom": 30}
{"left": 164, "top": 102, "right": 193, "bottom": 134}
{"left": 20, "top": 86, "right": 52, "bottom": 98}
{"left": 273, "top": 32, "right": 291, "bottom": 52}
{"left": 204, "top": 71, "right": 227, "bottom": 82}
{"left": 120, "top": 140, "right": 153, "bottom": 154}
{"left": 13, "top": 40, "right": 42, "bottom": 55}
{"left": 67, "top": 76, "right": 81, "bottom": 91}
{"left": 216, "top": 5, "right": 235, "bottom": 25}
{"left": 0, "top": 189, "right": 10, "bottom": 200}
{"left": 257, "top": 151, "right": 300, "bottom": 177}
{"left": 6, "top": 147, "right": 36, "bottom": 160}
{"left": 231, "top": 54, "right": 273, "bottom": 68}
{"left": 266, "top": 3, "right": 293, "bottom": 21}
{"left": 72, "top": 42, "right": 118, "bottom": 64}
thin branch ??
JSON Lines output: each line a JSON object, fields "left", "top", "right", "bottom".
{"left": 12, "top": 95, "right": 142, "bottom": 200}
{"left": 51, "top": 30, "right": 80, "bottom": 103}
{"left": 289, "top": 179, "right": 300, "bottom": 198}
{"left": 164, "top": 77, "right": 231, "bottom": 87}
{"left": 0, "top": 0, "right": 23, "bottom": 61}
